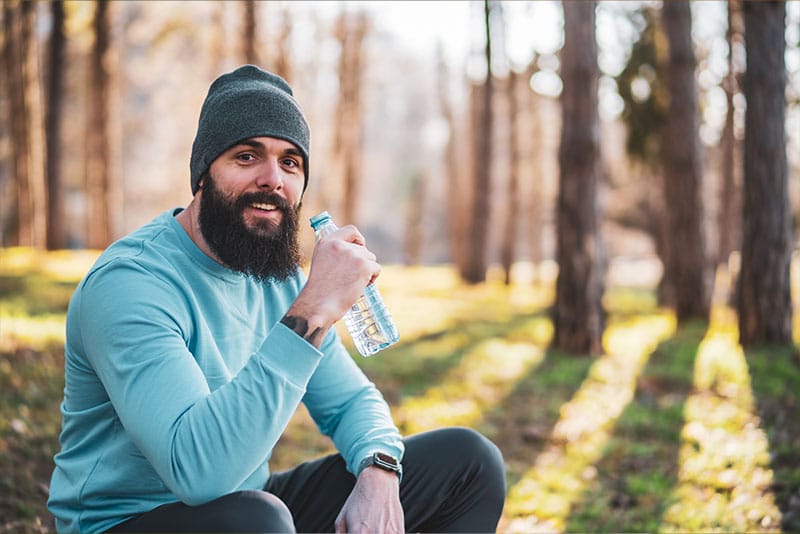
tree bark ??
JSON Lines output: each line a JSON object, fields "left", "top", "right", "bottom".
{"left": 501, "top": 70, "right": 521, "bottom": 285}
{"left": 660, "top": 1, "right": 710, "bottom": 322}
{"left": 738, "top": 0, "right": 791, "bottom": 346}
{"left": 242, "top": 0, "right": 257, "bottom": 65}
{"left": 435, "top": 43, "right": 465, "bottom": 268}
{"left": 552, "top": 0, "right": 604, "bottom": 355}
{"left": 46, "top": 0, "right": 66, "bottom": 250}
{"left": 2, "top": 1, "right": 46, "bottom": 248}
{"left": 717, "top": 0, "right": 743, "bottom": 267}
{"left": 461, "top": 0, "right": 494, "bottom": 284}
{"left": 85, "top": 0, "right": 112, "bottom": 249}
{"left": 334, "top": 11, "right": 368, "bottom": 225}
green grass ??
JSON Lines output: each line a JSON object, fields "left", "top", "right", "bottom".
{"left": 2, "top": 248, "right": 800, "bottom": 533}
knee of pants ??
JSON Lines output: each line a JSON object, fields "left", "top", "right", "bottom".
{"left": 428, "top": 427, "right": 506, "bottom": 484}
{"left": 221, "top": 490, "right": 295, "bottom": 533}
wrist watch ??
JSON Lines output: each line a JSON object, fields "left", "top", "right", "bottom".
{"left": 357, "top": 452, "right": 402, "bottom": 482}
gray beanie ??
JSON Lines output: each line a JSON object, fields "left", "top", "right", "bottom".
{"left": 190, "top": 65, "right": 310, "bottom": 195}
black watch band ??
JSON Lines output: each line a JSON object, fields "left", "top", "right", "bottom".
{"left": 357, "top": 452, "right": 402, "bottom": 482}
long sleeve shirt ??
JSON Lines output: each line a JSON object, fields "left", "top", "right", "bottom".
{"left": 47, "top": 208, "right": 404, "bottom": 533}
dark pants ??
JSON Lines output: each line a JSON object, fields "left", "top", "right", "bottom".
{"left": 110, "top": 427, "right": 506, "bottom": 533}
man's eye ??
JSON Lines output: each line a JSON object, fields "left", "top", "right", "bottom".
{"left": 238, "top": 153, "right": 256, "bottom": 162}
{"left": 282, "top": 158, "right": 299, "bottom": 168}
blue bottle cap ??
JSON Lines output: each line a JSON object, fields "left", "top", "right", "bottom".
{"left": 309, "top": 211, "right": 332, "bottom": 230}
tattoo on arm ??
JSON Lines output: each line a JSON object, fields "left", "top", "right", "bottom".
{"left": 281, "top": 315, "right": 324, "bottom": 346}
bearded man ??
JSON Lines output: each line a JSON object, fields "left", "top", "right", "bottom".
{"left": 47, "top": 65, "right": 505, "bottom": 533}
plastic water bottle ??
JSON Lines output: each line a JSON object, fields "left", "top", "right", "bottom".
{"left": 309, "top": 211, "right": 400, "bottom": 357}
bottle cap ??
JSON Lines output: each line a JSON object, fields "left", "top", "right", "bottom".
{"left": 309, "top": 211, "right": 332, "bottom": 230}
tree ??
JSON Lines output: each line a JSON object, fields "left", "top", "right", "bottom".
{"left": 552, "top": 0, "right": 604, "bottom": 355}
{"left": 717, "top": 0, "right": 744, "bottom": 267}
{"left": 333, "top": 10, "right": 368, "bottom": 224}
{"left": 660, "top": 1, "right": 709, "bottom": 321}
{"left": 613, "top": 7, "right": 673, "bottom": 305}
{"left": 2, "top": 0, "right": 47, "bottom": 248}
{"left": 435, "top": 42, "right": 466, "bottom": 268}
{"left": 85, "top": 0, "right": 113, "bottom": 249}
{"left": 241, "top": 0, "right": 257, "bottom": 65}
{"left": 461, "top": 0, "right": 495, "bottom": 284}
{"left": 738, "top": 1, "right": 791, "bottom": 346}
{"left": 46, "top": 0, "right": 66, "bottom": 250}
{"left": 500, "top": 69, "right": 522, "bottom": 285}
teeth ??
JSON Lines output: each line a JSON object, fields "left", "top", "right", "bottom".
{"left": 252, "top": 203, "right": 276, "bottom": 211}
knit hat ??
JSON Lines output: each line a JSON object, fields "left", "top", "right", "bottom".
{"left": 189, "top": 65, "right": 310, "bottom": 195}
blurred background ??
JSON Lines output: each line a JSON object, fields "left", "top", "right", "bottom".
{"left": 3, "top": 2, "right": 800, "bottom": 532}
{"left": 2, "top": 0, "right": 797, "bottom": 268}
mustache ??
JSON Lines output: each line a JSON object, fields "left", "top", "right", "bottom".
{"left": 235, "top": 192, "right": 294, "bottom": 212}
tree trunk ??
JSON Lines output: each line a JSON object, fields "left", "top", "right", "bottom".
{"left": 85, "top": 0, "right": 112, "bottom": 249}
{"left": 462, "top": 0, "right": 494, "bottom": 284}
{"left": 717, "top": 0, "right": 743, "bottom": 267}
{"left": 738, "top": 0, "right": 791, "bottom": 346}
{"left": 46, "top": 0, "right": 66, "bottom": 250}
{"left": 436, "top": 43, "right": 465, "bottom": 268}
{"left": 242, "top": 0, "right": 257, "bottom": 65}
{"left": 501, "top": 70, "right": 521, "bottom": 285}
{"left": 333, "top": 11, "right": 368, "bottom": 225}
{"left": 403, "top": 170, "right": 425, "bottom": 265}
{"left": 2, "top": 1, "right": 46, "bottom": 248}
{"left": 660, "top": 1, "right": 710, "bottom": 322}
{"left": 273, "top": 6, "right": 293, "bottom": 82}
{"left": 552, "top": 0, "right": 604, "bottom": 356}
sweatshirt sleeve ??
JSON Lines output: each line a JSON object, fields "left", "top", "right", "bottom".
{"left": 77, "top": 260, "right": 322, "bottom": 505}
{"left": 302, "top": 330, "right": 405, "bottom": 474}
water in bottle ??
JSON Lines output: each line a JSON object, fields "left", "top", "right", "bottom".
{"left": 309, "top": 211, "right": 400, "bottom": 357}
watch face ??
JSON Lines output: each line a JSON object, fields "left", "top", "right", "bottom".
{"left": 375, "top": 452, "right": 399, "bottom": 468}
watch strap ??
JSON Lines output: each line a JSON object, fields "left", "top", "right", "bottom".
{"left": 357, "top": 452, "right": 402, "bottom": 482}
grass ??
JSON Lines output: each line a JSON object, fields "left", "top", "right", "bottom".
{"left": 1, "top": 247, "right": 800, "bottom": 533}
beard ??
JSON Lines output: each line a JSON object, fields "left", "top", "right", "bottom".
{"left": 198, "top": 174, "right": 301, "bottom": 282}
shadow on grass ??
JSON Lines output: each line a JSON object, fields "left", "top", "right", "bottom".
{"left": 483, "top": 349, "right": 595, "bottom": 489}
{"left": 357, "top": 312, "right": 551, "bottom": 405}
{"left": 564, "top": 321, "right": 704, "bottom": 533}
{"left": 0, "top": 344, "right": 64, "bottom": 533}
{"left": 745, "top": 345, "right": 800, "bottom": 532}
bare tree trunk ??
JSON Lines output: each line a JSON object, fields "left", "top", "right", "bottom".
{"left": 273, "top": 6, "right": 293, "bottom": 82}
{"left": 85, "top": 0, "right": 112, "bottom": 249}
{"left": 717, "top": 0, "right": 743, "bottom": 267}
{"left": 436, "top": 43, "right": 465, "bottom": 268}
{"left": 738, "top": 1, "right": 791, "bottom": 346}
{"left": 501, "top": 70, "right": 520, "bottom": 285}
{"left": 2, "top": 1, "right": 46, "bottom": 248}
{"left": 333, "top": 11, "right": 368, "bottom": 225}
{"left": 46, "top": 0, "right": 66, "bottom": 250}
{"left": 660, "top": 1, "right": 710, "bottom": 322}
{"left": 462, "top": 0, "right": 494, "bottom": 284}
{"left": 552, "top": 0, "right": 604, "bottom": 356}
{"left": 242, "top": 0, "right": 257, "bottom": 65}
{"left": 208, "top": 2, "right": 225, "bottom": 77}
{"left": 403, "top": 170, "right": 425, "bottom": 265}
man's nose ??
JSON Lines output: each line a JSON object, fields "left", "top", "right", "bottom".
{"left": 255, "top": 161, "right": 283, "bottom": 190}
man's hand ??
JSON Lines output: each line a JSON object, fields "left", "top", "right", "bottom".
{"left": 335, "top": 467, "right": 404, "bottom": 534}
{"left": 282, "top": 225, "right": 380, "bottom": 348}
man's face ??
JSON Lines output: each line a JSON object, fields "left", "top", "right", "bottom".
{"left": 197, "top": 137, "right": 305, "bottom": 281}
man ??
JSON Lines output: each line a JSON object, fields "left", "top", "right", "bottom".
{"left": 48, "top": 65, "right": 505, "bottom": 533}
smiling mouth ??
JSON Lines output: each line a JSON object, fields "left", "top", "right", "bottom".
{"left": 251, "top": 202, "right": 278, "bottom": 212}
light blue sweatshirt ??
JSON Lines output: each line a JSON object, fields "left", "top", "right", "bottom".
{"left": 47, "top": 209, "right": 404, "bottom": 533}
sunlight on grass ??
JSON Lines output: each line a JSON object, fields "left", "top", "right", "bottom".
{"left": 659, "top": 305, "right": 782, "bottom": 533}
{"left": 395, "top": 329, "right": 550, "bottom": 434}
{"left": 502, "top": 313, "right": 675, "bottom": 533}
{"left": 0, "top": 247, "right": 99, "bottom": 281}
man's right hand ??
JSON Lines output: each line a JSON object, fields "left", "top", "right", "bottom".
{"left": 281, "top": 225, "right": 380, "bottom": 348}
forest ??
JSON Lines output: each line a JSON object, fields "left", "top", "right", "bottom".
{"left": 2, "top": 0, "right": 800, "bottom": 532}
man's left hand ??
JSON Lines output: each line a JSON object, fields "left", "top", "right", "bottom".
{"left": 334, "top": 466, "right": 404, "bottom": 533}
